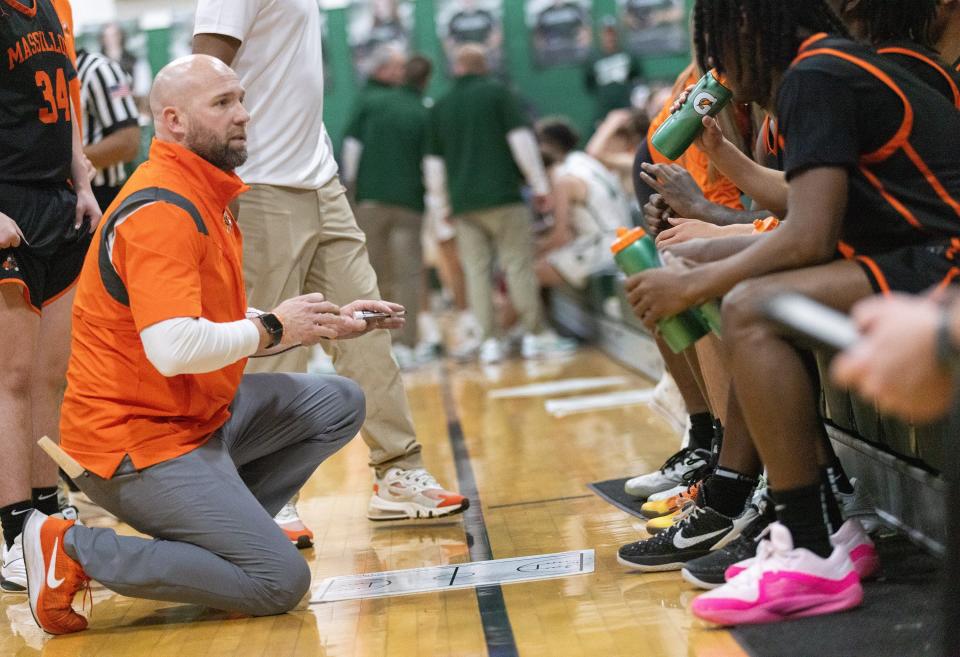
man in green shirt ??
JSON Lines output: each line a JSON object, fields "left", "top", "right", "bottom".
{"left": 426, "top": 44, "right": 575, "bottom": 363}
{"left": 342, "top": 48, "right": 427, "bottom": 367}
{"left": 585, "top": 20, "right": 642, "bottom": 123}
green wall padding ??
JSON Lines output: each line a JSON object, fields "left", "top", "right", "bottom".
{"left": 322, "top": 0, "right": 692, "bottom": 155}
{"left": 84, "top": 0, "right": 692, "bottom": 167}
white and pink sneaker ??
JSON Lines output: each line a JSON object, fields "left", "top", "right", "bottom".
{"left": 725, "top": 518, "right": 879, "bottom": 581}
{"left": 691, "top": 522, "right": 863, "bottom": 626}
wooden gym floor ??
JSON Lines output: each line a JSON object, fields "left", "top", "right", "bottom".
{"left": 0, "top": 348, "right": 747, "bottom": 657}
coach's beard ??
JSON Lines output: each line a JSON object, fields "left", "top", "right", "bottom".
{"left": 187, "top": 125, "right": 248, "bottom": 172}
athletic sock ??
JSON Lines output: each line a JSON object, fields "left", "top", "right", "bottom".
{"left": 0, "top": 500, "right": 33, "bottom": 548}
{"left": 770, "top": 483, "right": 834, "bottom": 558}
{"left": 688, "top": 412, "right": 715, "bottom": 452}
{"left": 32, "top": 487, "right": 60, "bottom": 516}
{"left": 824, "top": 461, "right": 854, "bottom": 496}
{"left": 818, "top": 469, "right": 845, "bottom": 533}
{"left": 710, "top": 419, "right": 724, "bottom": 466}
{"left": 698, "top": 467, "right": 757, "bottom": 518}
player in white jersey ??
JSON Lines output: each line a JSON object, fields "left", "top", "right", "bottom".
{"left": 536, "top": 118, "right": 631, "bottom": 288}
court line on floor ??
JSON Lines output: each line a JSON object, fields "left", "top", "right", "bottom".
{"left": 487, "top": 494, "right": 593, "bottom": 510}
{"left": 544, "top": 388, "right": 655, "bottom": 417}
{"left": 488, "top": 376, "right": 629, "bottom": 399}
{"left": 440, "top": 363, "right": 519, "bottom": 657}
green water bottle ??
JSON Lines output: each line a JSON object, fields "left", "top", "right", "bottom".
{"left": 698, "top": 300, "right": 723, "bottom": 336}
{"left": 650, "top": 69, "right": 733, "bottom": 161}
{"left": 611, "top": 227, "right": 708, "bottom": 353}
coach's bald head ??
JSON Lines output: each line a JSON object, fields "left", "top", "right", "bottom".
{"left": 150, "top": 55, "right": 250, "bottom": 171}
{"left": 368, "top": 44, "right": 407, "bottom": 85}
{"left": 453, "top": 44, "right": 489, "bottom": 77}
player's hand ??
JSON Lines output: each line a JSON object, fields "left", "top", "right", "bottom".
{"left": 656, "top": 217, "right": 729, "bottom": 246}
{"left": 624, "top": 258, "right": 698, "bottom": 330}
{"left": 537, "top": 223, "right": 575, "bottom": 254}
{"left": 533, "top": 193, "right": 554, "bottom": 214}
{"left": 0, "top": 212, "right": 25, "bottom": 249}
{"left": 272, "top": 293, "right": 345, "bottom": 347}
{"left": 641, "top": 193, "right": 673, "bottom": 236}
{"left": 639, "top": 163, "right": 708, "bottom": 219}
{"left": 669, "top": 85, "right": 695, "bottom": 114}
{"left": 659, "top": 237, "right": 719, "bottom": 264}
{"left": 694, "top": 115, "right": 726, "bottom": 154}
{"left": 75, "top": 188, "right": 102, "bottom": 233}
{"left": 337, "top": 300, "right": 406, "bottom": 339}
{"left": 831, "top": 294, "right": 952, "bottom": 423}
{"left": 599, "top": 108, "right": 633, "bottom": 131}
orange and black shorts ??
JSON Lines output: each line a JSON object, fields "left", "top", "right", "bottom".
{"left": 0, "top": 182, "right": 92, "bottom": 313}
{"left": 851, "top": 241, "right": 960, "bottom": 295}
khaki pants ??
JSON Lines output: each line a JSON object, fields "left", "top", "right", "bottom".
{"left": 238, "top": 177, "right": 422, "bottom": 474}
{"left": 355, "top": 202, "right": 422, "bottom": 348}
{"left": 453, "top": 203, "right": 544, "bottom": 339}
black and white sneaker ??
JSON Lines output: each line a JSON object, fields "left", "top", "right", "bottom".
{"left": 623, "top": 448, "right": 711, "bottom": 499}
{"left": 617, "top": 504, "right": 758, "bottom": 572}
{"left": 680, "top": 503, "right": 775, "bottom": 589}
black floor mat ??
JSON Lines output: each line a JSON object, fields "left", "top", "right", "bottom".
{"left": 730, "top": 534, "right": 945, "bottom": 657}
{"left": 587, "top": 477, "right": 647, "bottom": 518}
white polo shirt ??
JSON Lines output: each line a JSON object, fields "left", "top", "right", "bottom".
{"left": 194, "top": 0, "right": 338, "bottom": 189}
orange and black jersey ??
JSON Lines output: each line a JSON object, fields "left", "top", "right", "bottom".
{"left": 763, "top": 41, "right": 960, "bottom": 174}
{"left": 777, "top": 34, "right": 960, "bottom": 254}
{"left": 0, "top": 0, "right": 76, "bottom": 185}
{"left": 876, "top": 40, "right": 960, "bottom": 110}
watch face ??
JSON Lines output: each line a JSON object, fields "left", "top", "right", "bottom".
{"left": 259, "top": 313, "right": 284, "bottom": 349}
{"left": 260, "top": 313, "right": 283, "bottom": 334}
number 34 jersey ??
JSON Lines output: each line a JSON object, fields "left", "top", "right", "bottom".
{"left": 1, "top": 0, "right": 76, "bottom": 185}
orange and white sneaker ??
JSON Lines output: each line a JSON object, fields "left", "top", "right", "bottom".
{"left": 641, "top": 482, "right": 701, "bottom": 519}
{"left": 22, "top": 511, "right": 90, "bottom": 635}
{"left": 274, "top": 503, "right": 314, "bottom": 549}
{"left": 368, "top": 468, "right": 469, "bottom": 520}
{"left": 645, "top": 502, "right": 696, "bottom": 534}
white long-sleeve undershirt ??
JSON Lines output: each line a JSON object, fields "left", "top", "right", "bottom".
{"left": 140, "top": 316, "right": 260, "bottom": 377}
{"left": 341, "top": 137, "right": 363, "bottom": 187}
{"left": 507, "top": 127, "right": 550, "bottom": 196}
{"left": 424, "top": 155, "right": 451, "bottom": 221}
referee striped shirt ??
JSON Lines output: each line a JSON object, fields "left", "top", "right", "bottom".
{"left": 77, "top": 49, "right": 140, "bottom": 189}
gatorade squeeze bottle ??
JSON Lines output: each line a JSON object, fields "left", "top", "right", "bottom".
{"left": 651, "top": 69, "right": 733, "bottom": 161}
{"left": 699, "top": 300, "right": 723, "bottom": 336}
{"left": 610, "top": 227, "right": 708, "bottom": 353}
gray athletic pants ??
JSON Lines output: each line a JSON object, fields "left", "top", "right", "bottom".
{"left": 63, "top": 373, "right": 364, "bottom": 616}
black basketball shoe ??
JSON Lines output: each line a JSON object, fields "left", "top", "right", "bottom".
{"left": 680, "top": 501, "right": 775, "bottom": 589}
{"left": 617, "top": 503, "right": 758, "bottom": 572}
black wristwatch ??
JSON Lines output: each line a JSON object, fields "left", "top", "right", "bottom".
{"left": 257, "top": 313, "right": 284, "bottom": 350}
{"left": 936, "top": 305, "right": 960, "bottom": 372}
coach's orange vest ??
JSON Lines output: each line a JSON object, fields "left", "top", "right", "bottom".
{"left": 61, "top": 139, "right": 249, "bottom": 478}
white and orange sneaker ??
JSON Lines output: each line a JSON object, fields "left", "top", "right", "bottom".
{"left": 274, "top": 502, "right": 314, "bottom": 549}
{"left": 724, "top": 518, "right": 880, "bottom": 582}
{"left": 691, "top": 522, "right": 863, "bottom": 626}
{"left": 2, "top": 535, "right": 26, "bottom": 594}
{"left": 22, "top": 511, "right": 90, "bottom": 635}
{"left": 368, "top": 468, "right": 469, "bottom": 520}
